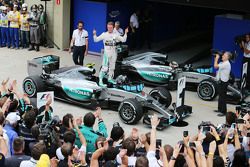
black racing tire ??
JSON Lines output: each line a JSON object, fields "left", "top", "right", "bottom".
{"left": 149, "top": 87, "right": 172, "bottom": 108}
{"left": 118, "top": 98, "right": 143, "bottom": 125}
{"left": 23, "top": 75, "right": 45, "bottom": 98}
{"left": 197, "top": 79, "right": 218, "bottom": 101}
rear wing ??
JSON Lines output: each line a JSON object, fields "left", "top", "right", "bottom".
{"left": 27, "top": 55, "right": 60, "bottom": 76}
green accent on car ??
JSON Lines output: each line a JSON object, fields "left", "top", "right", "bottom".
{"left": 138, "top": 70, "right": 172, "bottom": 83}
{"left": 63, "top": 87, "right": 93, "bottom": 101}
{"left": 24, "top": 81, "right": 36, "bottom": 95}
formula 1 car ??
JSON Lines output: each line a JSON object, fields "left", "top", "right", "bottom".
{"left": 114, "top": 52, "right": 243, "bottom": 104}
{"left": 22, "top": 55, "right": 192, "bottom": 129}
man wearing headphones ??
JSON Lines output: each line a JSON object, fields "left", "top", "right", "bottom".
{"left": 28, "top": 4, "right": 40, "bottom": 52}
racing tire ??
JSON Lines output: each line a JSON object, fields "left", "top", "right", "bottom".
{"left": 23, "top": 75, "right": 45, "bottom": 98}
{"left": 197, "top": 79, "right": 218, "bottom": 101}
{"left": 118, "top": 98, "right": 143, "bottom": 125}
{"left": 149, "top": 87, "right": 172, "bottom": 108}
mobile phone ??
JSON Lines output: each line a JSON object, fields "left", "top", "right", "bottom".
{"left": 202, "top": 126, "right": 211, "bottom": 132}
{"left": 231, "top": 123, "right": 236, "bottom": 129}
{"left": 156, "top": 139, "right": 162, "bottom": 148}
{"left": 189, "top": 142, "right": 196, "bottom": 148}
{"left": 9, "top": 93, "right": 14, "bottom": 101}
{"left": 178, "top": 140, "right": 184, "bottom": 153}
{"left": 236, "top": 119, "right": 245, "bottom": 124}
{"left": 247, "top": 133, "right": 250, "bottom": 137}
{"left": 183, "top": 131, "right": 188, "bottom": 137}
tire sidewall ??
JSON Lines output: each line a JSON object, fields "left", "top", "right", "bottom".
{"left": 197, "top": 80, "right": 216, "bottom": 100}
{"left": 23, "top": 78, "right": 37, "bottom": 98}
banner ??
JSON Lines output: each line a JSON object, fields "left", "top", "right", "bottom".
{"left": 176, "top": 77, "right": 186, "bottom": 108}
{"left": 241, "top": 62, "right": 248, "bottom": 91}
{"left": 37, "top": 91, "right": 54, "bottom": 110}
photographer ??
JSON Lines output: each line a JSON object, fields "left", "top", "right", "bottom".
{"left": 214, "top": 52, "right": 232, "bottom": 116}
{"left": 241, "top": 34, "right": 250, "bottom": 90}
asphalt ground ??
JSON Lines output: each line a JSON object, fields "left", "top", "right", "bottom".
{"left": 0, "top": 47, "right": 237, "bottom": 146}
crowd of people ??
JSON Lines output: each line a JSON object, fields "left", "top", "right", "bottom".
{"left": 0, "top": 77, "right": 248, "bottom": 167}
{"left": 0, "top": 0, "right": 45, "bottom": 51}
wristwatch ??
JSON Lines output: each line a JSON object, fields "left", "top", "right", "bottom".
{"left": 170, "top": 156, "right": 177, "bottom": 161}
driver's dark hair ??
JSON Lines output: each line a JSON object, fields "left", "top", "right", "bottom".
{"left": 110, "top": 126, "right": 124, "bottom": 142}
{"left": 232, "top": 149, "right": 248, "bottom": 167}
{"left": 24, "top": 109, "right": 36, "bottom": 129}
{"left": 213, "top": 156, "right": 225, "bottom": 167}
{"left": 78, "top": 20, "right": 84, "bottom": 26}
{"left": 122, "top": 138, "right": 136, "bottom": 156}
{"left": 135, "top": 156, "right": 149, "bottom": 167}
{"left": 226, "top": 112, "right": 236, "bottom": 126}
{"left": 62, "top": 113, "right": 73, "bottom": 128}
{"left": 63, "top": 131, "right": 76, "bottom": 145}
{"left": 83, "top": 112, "right": 96, "bottom": 127}
{"left": 107, "top": 21, "right": 114, "bottom": 26}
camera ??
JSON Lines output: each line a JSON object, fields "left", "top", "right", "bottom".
{"left": 234, "top": 35, "right": 247, "bottom": 45}
{"left": 211, "top": 49, "right": 236, "bottom": 61}
{"left": 183, "top": 131, "right": 188, "bottom": 137}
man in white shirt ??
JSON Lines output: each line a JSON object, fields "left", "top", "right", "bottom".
{"left": 129, "top": 10, "right": 140, "bottom": 50}
{"left": 214, "top": 52, "right": 231, "bottom": 116}
{"left": 241, "top": 34, "right": 250, "bottom": 90}
{"left": 69, "top": 21, "right": 88, "bottom": 66}
{"left": 113, "top": 21, "right": 123, "bottom": 36}
{"left": 93, "top": 21, "right": 128, "bottom": 87}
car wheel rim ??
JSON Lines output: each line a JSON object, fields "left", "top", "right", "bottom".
{"left": 121, "top": 104, "right": 134, "bottom": 120}
{"left": 24, "top": 80, "right": 36, "bottom": 96}
{"left": 151, "top": 92, "right": 166, "bottom": 104}
{"left": 200, "top": 84, "right": 212, "bottom": 97}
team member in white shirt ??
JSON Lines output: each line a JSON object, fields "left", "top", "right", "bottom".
{"left": 214, "top": 52, "right": 231, "bottom": 116}
{"left": 241, "top": 34, "right": 250, "bottom": 90}
{"left": 93, "top": 21, "right": 128, "bottom": 87}
{"left": 129, "top": 10, "right": 140, "bottom": 50}
{"left": 113, "top": 21, "right": 123, "bottom": 36}
{"left": 69, "top": 21, "right": 88, "bottom": 66}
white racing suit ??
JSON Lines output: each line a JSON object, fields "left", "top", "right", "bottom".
{"left": 94, "top": 31, "right": 127, "bottom": 86}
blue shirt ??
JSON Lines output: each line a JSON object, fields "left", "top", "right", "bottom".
{"left": 4, "top": 124, "right": 18, "bottom": 155}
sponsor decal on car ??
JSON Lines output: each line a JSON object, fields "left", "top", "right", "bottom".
{"left": 138, "top": 70, "right": 171, "bottom": 83}
{"left": 63, "top": 87, "right": 93, "bottom": 100}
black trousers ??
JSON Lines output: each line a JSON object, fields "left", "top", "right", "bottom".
{"left": 129, "top": 28, "right": 138, "bottom": 50}
{"left": 218, "top": 81, "right": 228, "bottom": 114}
{"left": 73, "top": 45, "right": 86, "bottom": 66}
{"left": 243, "top": 56, "right": 250, "bottom": 90}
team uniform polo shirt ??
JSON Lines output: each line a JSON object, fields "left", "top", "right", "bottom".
{"left": 130, "top": 13, "right": 139, "bottom": 28}
{"left": 244, "top": 42, "right": 250, "bottom": 58}
{"left": 0, "top": 13, "right": 8, "bottom": 28}
{"left": 8, "top": 11, "right": 20, "bottom": 28}
{"left": 216, "top": 60, "right": 231, "bottom": 82}
{"left": 20, "top": 13, "right": 30, "bottom": 31}
{"left": 72, "top": 29, "right": 88, "bottom": 46}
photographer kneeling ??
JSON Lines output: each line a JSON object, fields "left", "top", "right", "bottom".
{"left": 214, "top": 52, "right": 232, "bottom": 117}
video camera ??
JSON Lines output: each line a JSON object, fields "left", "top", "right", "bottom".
{"left": 211, "top": 49, "right": 236, "bottom": 61}
{"left": 234, "top": 33, "right": 250, "bottom": 46}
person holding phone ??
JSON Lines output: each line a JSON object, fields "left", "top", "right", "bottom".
{"left": 214, "top": 52, "right": 232, "bottom": 116}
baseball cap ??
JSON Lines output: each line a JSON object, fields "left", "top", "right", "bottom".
{"left": 6, "top": 112, "right": 20, "bottom": 124}
{"left": 36, "top": 154, "right": 50, "bottom": 167}
{"left": 2, "top": 6, "right": 7, "bottom": 11}
{"left": 115, "top": 21, "right": 120, "bottom": 25}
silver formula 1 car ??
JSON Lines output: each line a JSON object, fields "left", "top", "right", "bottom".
{"left": 22, "top": 55, "right": 192, "bottom": 129}
{"left": 115, "top": 52, "right": 243, "bottom": 104}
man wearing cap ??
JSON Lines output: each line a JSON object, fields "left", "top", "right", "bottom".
{"left": 28, "top": 4, "right": 40, "bottom": 51}
{"left": 0, "top": 6, "right": 10, "bottom": 47}
{"left": 114, "top": 21, "right": 124, "bottom": 36}
{"left": 3, "top": 112, "right": 20, "bottom": 155}
{"left": 214, "top": 52, "right": 231, "bottom": 116}
{"left": 20, "top": 3, "right": 29, "bottom": 48}
{"left": 8, "top": 4, "right": 20, "bottom": 49}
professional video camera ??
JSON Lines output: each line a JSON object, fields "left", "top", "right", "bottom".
{"left": 211, "top": 49, "right": 237, "bottom": 60}
{"left": 38, "top": 115, "right": 60, "bottom": 149}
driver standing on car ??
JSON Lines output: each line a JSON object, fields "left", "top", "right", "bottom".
{"left": 214, "top": 52, "right": 231, "bottom": 117}
{"left": 93, "top": 21, "right": 128, "bottom": 87}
